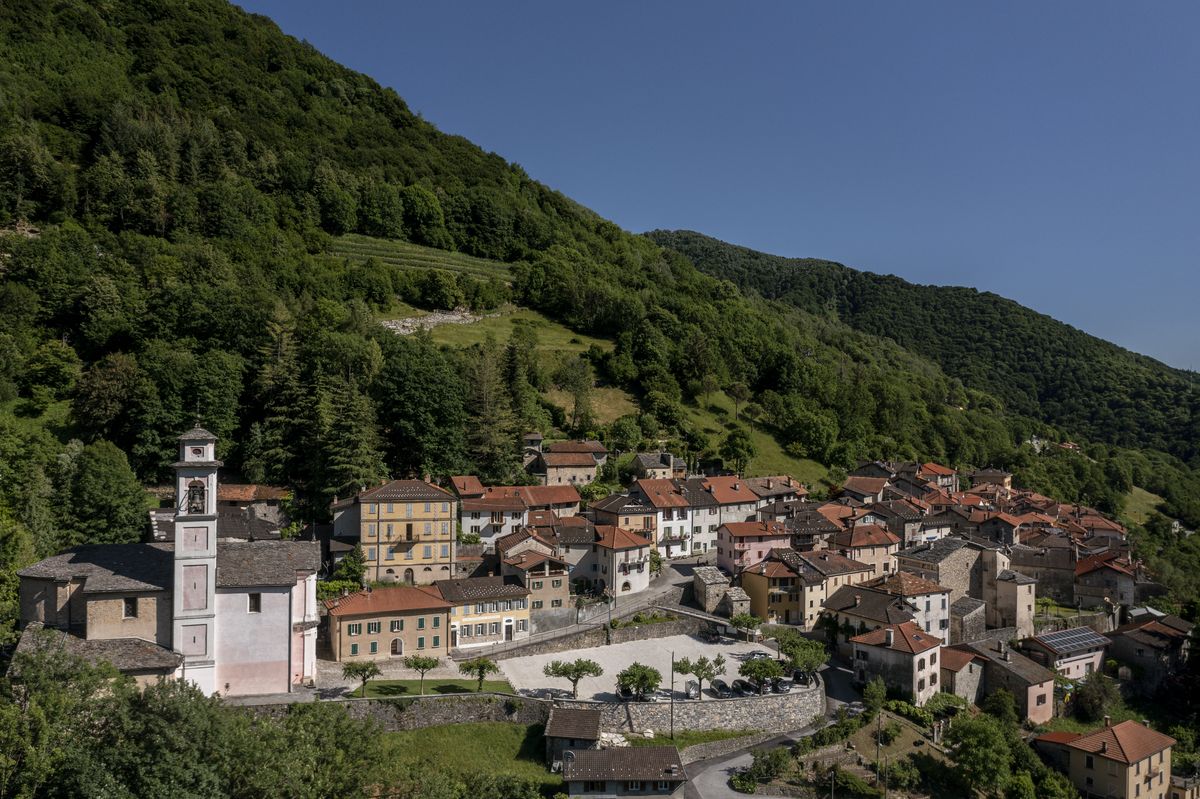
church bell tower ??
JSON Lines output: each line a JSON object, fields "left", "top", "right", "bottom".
{"left": 172, "top": 425, "right": 220, "bottom": 695}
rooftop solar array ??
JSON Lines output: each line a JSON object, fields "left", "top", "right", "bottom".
{"left": 1035, "top": 626, "right": 1110, "bottom": 655}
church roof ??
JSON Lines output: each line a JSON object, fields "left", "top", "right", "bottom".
{"left": 14, "top": 623, "right": 183, "bottom": 673}
{"left": 177, "top": 425, "right": 217, "bottom": 441}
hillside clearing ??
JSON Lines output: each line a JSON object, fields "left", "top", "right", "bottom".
{"left": 332, "top": 234, "right": 512, "bottom": 280}
{"left": 1123, "top": 486, "right": 1163, "bottom": 526}
{"left": 380, "top": 722, "right": 558, "bottom": 791}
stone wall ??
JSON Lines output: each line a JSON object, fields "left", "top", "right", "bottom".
{"left": 680, "top": 730, "right": 782, "bottom": 765}
{"left": 241, "top": 693, "right": 550, "bottom": 731}
{"left": 555, "top": 681, "right": 824, "bottom": 735}
{"left": 489, "top": 609, "right": 715, "bottom": 661}
{"left": 1032, "top": 611, "right": 1116, "bottom": 635}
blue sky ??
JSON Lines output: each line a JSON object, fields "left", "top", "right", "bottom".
{"left": 239, "top": 2, "right": 1200, "bottom": 370}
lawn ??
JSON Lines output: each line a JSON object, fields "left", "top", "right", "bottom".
{"left": 544, "top": 386, "right": 637, "bottom": 425}
{"left": 629, "top": 728, "right": 759, "bottom": 749}
{"left": 362, "top": 678, "right": 514, "bottom": 697}
{"left": 332, "top": 234, "right": 513, "bottom": 281}
{"left": 380, "top": 722, "right": 559, "bottom": 792}
{"left": 1123, "top": 486, "right": 1163, "bottom": 526}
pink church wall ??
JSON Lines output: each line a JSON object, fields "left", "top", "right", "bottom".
{"left": 214, "top": 588, "right": 289, "bottom": 696}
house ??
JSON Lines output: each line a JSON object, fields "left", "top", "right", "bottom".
{"left": 16, "top": 427, "right": 319, "bottom": 696}
{"left": 850, "top": 622, "right": 943, "bottom": 706}
{"left": 545, "top": 706, "right": 603, "bottom": 766}
{"left": 832, "top": 524, "right": 901, "bottom": 577}
{"left": 695, "top": 475, "right": 761, "bottom": 525}
{"left": 562, "top": 746, "right": 687, "bottom": 799}
{"left": 1019, "top": 626, "right": 1111, "bottom": 681}
{"left": 745, "top": 475, "right": 807, "bottom": 507}
{"left": 1009, "top": 538, "right": 1078, "bottom": 605}
{"left": 531, "top": 441, "right": 608, "bottom": 486}
{"left": 1170, "top": 773, "right": 1200, "bottom": 799}
{"left": 630, "top": 479, "right": 696, "bottom": 557}
{"left": 322, "top": 585, "right": 451, "bottom": 661}
{"left": 715, "top": 521, "right": 791, "bottom": 575}
{"left": 939, "top": 646, "right": 985, "bottom": 705}
{"left": 520, "top": 484, "right": 582, "bottom": 517}
{"left": 953, "top": 639, "right": 1055, "bottom": 724}
{"left": 841, "top": 476, "right": 890, "bottom": 504}
{"left": 435, "top": 576, "right": 531, "bottom": 649}
{"left": 460, "top": 490, "right": 528, "bottom": 548}
{"left": 858, "top": 571, "right": 952, "bottom": 640}
{"left": 1106, "top": 614, "right": 1193, "bottom": 694}
{"left": 742, "top": 548, "right": 872, "bottom": 628}
{"left": 534, "top": 514, "right": 596, "bottom": 577}
{"left": 692, "top": 566, "right": 732, "bottom": 614}
{"left": 584, "top": 526, "right": 653, "bottom": 596}
{"left": 501, "top": 550, "right": 571, "bottom": 629}
{"left": 949, "top": 596, "right": 986, "bottom": 644}
{"left": 672, "top": 478, "right": 721, "bottom": 553}
{"left": 1035, "top": 720, "right": 1174, "bottom": 799}
{"left": 590, "top": 494, "right": 660, "bottom": 551}
{"left": 823, "top": 585, "right": 918, "bottom": 653}
{"left": 918, "top": 462, "right": 959, "bottom": 492}
{"left": 979, "top": 512, "right": 1024, "bottom": 546}
{"left": 216, "top": 483, "right": 290, "bottom": 527}
{"left": 632, "top": 452, "right": 687, "bottom": 480}
{"left": 330, "top": 480, "right": 457, "bottom": 586}
{"left": 969, "top": 468, "right": 1012, "bottom": 489}
{"left": 894, "top": 537, "right": 978, "bottom": 601}
{"left": 778, "top": 506, "right": 842, "bottom": 551}
{"left": 1076, "top": 552, "right": 1138, "bottom": 608}
{"left": 993, "top": 569, "right": 1037, "bottom": 639}
{"left": 864, "top": 499, "right": 928, "bottom": 545}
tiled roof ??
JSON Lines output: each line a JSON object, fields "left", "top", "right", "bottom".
{"left": 824, "top": 585, "right": 916, "bottom": 625}
{"left": 851, "top": 621, "right": 942, "bottom": 655}
{"left": 721, "top": 521, "right": 789, "bottom": 539}
{"left": 1110, "top": 615, "right": 1193, "bottom": 651}
{"left": 1055, "top": 721, "right": 1175, "bottom": 765}
{"left": 834, "top": 524, "right": 901, "bottom": 549}
{"left": 842, "top": 476, "right": 890, "bottom": 496}
{"left": 435, "top": 576, "right": 530, "bottom": 603}
{"left": 702, "top": 476, "right": 760, "bottom": 505}
{"left": 745, "top": 476, "right": 805, "bottom": 499}
{"left": 540, "top": 452, "right": 599, "bottom": 468}
{"left": 215, "top": 541, "right": 320, "bottom": 587}
{"left": 545, "top": 707, "right": 602, "bottom": 741}
{"left": 178, "top": 425, "right": 216, "bottom": 441}
{"left": 14, "top": 623, "right": 182, "bottom": 673}
{"left": 996, "top": 569, "right": 1036, "bottom": 585}
{"left": 675, "top": 478, "right": 719, "bottom": 509}
{"left": 503, "top": 550, "right": 567, "bottom": 572}
{"left": 633, "top": 478, "right": 690, "bottom": 509}
{"left": 939, "top": 647, "right": 981, "bottom": 672}
{"left": 323, "top": 585, "right": 449, "bottom": 617}
{"left": 544, "top": 440, "right": 607, "bottom": 454}
{"left": 450, "top": 475, "right": 485, "bottom": 497}
{"left": 815, "top": 503, "right": 857, "bottom": 529}
{"left": 562, "top": 746, "right": 685, "bottom": 782}
{"left": 594, "top": 525, "right": 650, "bottom": 551}
{"left": 868, "top": 499, "right": 925, "bottom": 521}
{"left": 958, "top": 640, "right": 1055, "bottom": 686}
{"left": 462, "top": 495, "right": 527, "bottom": 512}
{"left": 1076, "top": 552, "right": 1135, "bottom": 578}
{"left": 519, "top": 485, "right": 581, "bottom": 507}
{"left": 862, "top": 571, "right": 947, "bottom": 597}
{"left": 590, "top": 494, "right": 654, "bottom": 514}
{"left": 218, "top": 484, "right": 289, "bottom": 502}
{"left": 920, "top": 462, "right": 956, "bottom": 477}
{"left": 356, "top": 480, "right": 454, "bottom": 503}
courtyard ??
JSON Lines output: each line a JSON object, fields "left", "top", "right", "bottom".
{"left": 500, "top": 633, "right": 779, "bottom": 700}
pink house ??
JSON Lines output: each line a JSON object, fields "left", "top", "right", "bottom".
{"left": 716, "top": 521, "right": 790, "bottom": 575}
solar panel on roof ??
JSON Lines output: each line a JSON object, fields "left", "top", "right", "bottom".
{"left": 1036, "top": 627, "right": 1109, "bottom": 654}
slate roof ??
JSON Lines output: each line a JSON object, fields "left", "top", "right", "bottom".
{"left": 590, "top": 494, "right": 654, "bottom": 514}
{"left": 851, "top": 621, "right": 942, "bottom": 655}
{"left": 957, "top": 640, "right": 1055, "bottom": 686}
{"left": 745, "top": 476, "right": 805, "bottom": 500}
{"left": 675, "top": 478, "right": 719, "bottom": 509}
{"left": 693, "top": 566, "right": 728, "bottom": 586}
{"left": 549, "top": 519, "right": 597, "bottom": 547}
{"left": 545, "top": 707, "right": 602, "bottom": 741}
{"left": 562, "top": 746, "right": 685, "bottom": 782}
{"left": 748, "top": 549, "right": 870, "bottom": 584}
{"left": 824, "top": 585, "right": 916, "bottom": 624}
{"left": 1110, "top": 615, "right": 1193, "bottom": 651}
{"left": 178, "top": 425, "right": 217, "bottom": 441}
{"left": 15, "top": 623, "right": 182, "bottom": 673}
{"left": 951, "top": 596, "right": 986, "bottom": 616}
{"left": 1037, "top": 721, "right": 1175, "bottom": 765}
{"left": 323, "top": 586, "right": 449, "bottom": 617}
{"left": 216, "top": 541, "right": 320, "bottom": 587}
{"left": 434, "top": 575, "right": 530, "bottom": 603}
{"left": 18, "top": 544, "right": 173, "bottom": 594}
{"left": 996, "top": 569, "right": 1036, "bottom": 585}
{"left": 896, "top": 536, "right": 969, "bottom": 564}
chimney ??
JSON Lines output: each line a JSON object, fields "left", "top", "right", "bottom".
{"left": 1100, "top": 742, "right": 1107, "bottom": 754}
{"left": 766, "top": 478, "right": 774, "bottom": 489}
{"left": 884, "top": 628, "right": 894, "bottom": 646}
{"left": 760, "top": 563, "right": 767, "bottom": 575}
{"left": 733, "top": 482, "right": 740, "bottom": 490}
{"left": 1104, "top": 715, "right": 1111, "bottom": 728}
{"left": 854, "top": 594, "right": 862, "bottom": 607}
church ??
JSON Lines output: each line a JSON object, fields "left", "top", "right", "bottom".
{"left": 15, "top": 427, "right": 319, "bottom": 697}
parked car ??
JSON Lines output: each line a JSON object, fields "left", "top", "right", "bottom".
{"left": 711, "top": 679, "right": 733, "bottom": 698}
{"left": 685, "top": 680, "right": 700, "bottom": 700}
{"left": 746, "top": 651, "right": 771, "bottom": 661}
{"left": 792, "top": 669, "right": 812, "bottom": 686}
{"left": 617, "top": 685, "right": 636, "bottom": 702}
{"left": 771, "top": 678, "right": 792, "bottom": 694}
{"left": 750, "top": 679, "right": 772, "bottom": 695}
{"left": 650, "top": 689, "right": 672, "bottom": 703}
{"left": 731, "top": 679, "right": 755, "bottom": 697}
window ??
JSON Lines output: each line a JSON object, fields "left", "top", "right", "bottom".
{"left": 366, "top": 523, "right": 376, "bottom": 536}
{"left": 584, "top": 783, "right": 605, "bottom": 792}
{"left": 350, "top": 643, "right": 358, "bottom": 656}
{"left": 532, "top": 600, "right": 544, "bottom": 609}
{"left": 517, "top": 619, "right": 527, "bottom": 632}
{"left": 440, "top": 544, "right": 449, "bottom": 558}
{"left": 656, "top": 781, "right": 670, "bottom": 791}
{"left": 930, "top": 673, "right": 937, "bottom": 685}
{"left": 423, "top": 545, "right": 432, "bottom": 558}
{"left": 248, "top": 593, "right": 262, "bottom": 613}
{"left": 475, "top": 624, "right": 486, "bottom": 635}
{"left": 552, "top": 599, "right": 563, "bottom": 608}
{"left": 626, "top": 781, "right": 643, "bottom": 791}
{"left": 418, "top": 617, "right": 425, "bottom": 630}
{"left": 417, "top": 637, "right": 425, "bottom": 649}
{"left": 432, "top": 635, "right": 440, "bottom": 648}
{"left": 386, "top": 523, "right": 393, "bottom": 538}
{"left": 367, "top": 547, "right": 377, "bottom": 561}
{"left": 367, "top": 504, "right": 376, "bottom": 515}
{"left": 552, "top": 579, "right": 562, "bottom": 588}
{"left": 433, "top": 616, "right": 440, "bottom": 628}
{"left": 347, "top": 623, "right": 362, "bottom": 636}
{"left": 918, "top": 678, "right": 925, "bottom": 691}
{"left": 424, "top": 502, "right": 432, "bottom": 513}
{"left": 1085, "top": 755, "right": 1094, "bottom": 769}
{"left": 532, "top": 581, "right": 543, "bottom": 590}
{"left": 123, "top": 598, "right": 138, "bottom": 618}
{"left": 442, "top": 502, "right": 449, "bottom": 513}
{"left": 461, "top": 625, "right": 472, "bottom": 638}
{"left": 390, "top": 620, "right": 403, "bottom": 632}
{"left": 441, "top": 522, "right": 449, "bottom": 535}
{"left": 1036, "top": 694, "right": 1047, "bottom": 706}
{"left": 405, "top": 503, "right": 413, "bottom": 518}
{"left": 489, "top": 622, "right": 499, "bottom": 635}
{"left": 930, "top": 652, "right": 937, "bottom": 665}
{"left": 386, "top": 503, "right": 393, "bottom": 514}
{"left": 472, "top": 512, "right": 480, "bottom": 520}
{"left": 386, "top": 547, "right": 395, "bottom": 561}
{"left": 370, "top": 641, "right": 378, "bottom": 654}
{"left": 367, "top": 621, "right": 381, "bottom": 634}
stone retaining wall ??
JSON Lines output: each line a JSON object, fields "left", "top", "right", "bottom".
{"left": 680, "top": 730, "right": 782, "bottom": 764}
{"left": 490, "top": 611, "right": 714, "bottom": 660}
{"left": 240, "top": 693, "right": 550, "bottom": 731}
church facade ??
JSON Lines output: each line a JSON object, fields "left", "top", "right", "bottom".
{"left": 16, "top": 427, "right": 319, "bottom": 697}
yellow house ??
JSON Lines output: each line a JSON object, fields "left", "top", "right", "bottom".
{"left": 331, "top": 480, "right": 458, "bottom": 585}
{"left": 742, "top": 548, "right": 872, "bottom": 628}
{"left": 435, "top": 576, "right": 531, "bottom": 649}
{"left": 1036, "top": 720, "right": 1174, "bottom": 799}
{"left": 322, "top": 585, "right": 451, "bottom": 661}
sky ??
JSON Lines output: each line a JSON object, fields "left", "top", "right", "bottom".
{"left": 239, "top": 2, "right": 1200, "bottom": 370}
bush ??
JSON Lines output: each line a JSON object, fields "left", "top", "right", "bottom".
{"left": 729, "top": 771, "right": 759, "bottom": 793}
{"left": 874, "top": 721, "right": 902, "bottom": 746}
{"left": 885, "top": 699, "right": 933, "bottom": 728}
{"left": 924, "top": 692, "right": 967, "bottom": 717}
{"left": 745, "top": 747, "right": 791, "bottom": 783}
{"left": 794, "top": 711, "right": 866, "bottom": 755}
{"left": 878, "top": 756, "right": 922, "bottom": 791}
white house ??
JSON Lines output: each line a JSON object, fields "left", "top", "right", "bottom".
{"left": 850, "top": 621, "right": 943, "bottom": 706}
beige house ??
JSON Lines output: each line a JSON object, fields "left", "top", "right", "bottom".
{"left": 850, "top": 621, "right": 943, "bottom": 706}
{"left": 832, "top": 523, "right": 900, "bottom": 577}
{"left": 322, "top": 585, "right": 451, "bottom": 662}
{"left": 437, "top": 576, "right": 531, "bottom": 649}
{"left": 1036, "top": 720, "right": 1174, "bottom": 799}
{"left": 741, "top": 548, "right": 872, "bottom": 628}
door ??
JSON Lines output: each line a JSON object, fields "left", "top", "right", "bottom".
{"left": 390, "top": 638, "right": 403, "bottom": 656}
{"left": 504, "top": 621, "right": 513, "bottom": 641}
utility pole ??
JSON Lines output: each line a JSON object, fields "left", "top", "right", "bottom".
{"left": 669, "top": 650, "right": 675, "bottom": 740}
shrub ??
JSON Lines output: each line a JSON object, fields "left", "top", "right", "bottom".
{"left": 729, "top": 771, "right": 759, "bottom": 793}
{"left": 924, "top": 692, "right": 967, "bottom": 717}
{"left": 745, "top": 747, "right": 791, "bottom": 783}
{"left": 885, "top": 699, "right": 933, "bottom": 728}
{"left": 874, "top": 721, "right": 902, "bottom": 746}
{"left": 877, "top": 755, "right": 922, "bottom": 791}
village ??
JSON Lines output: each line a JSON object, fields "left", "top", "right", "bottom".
{"left": 11, "top": 426, "right": 1195, "bottom": 799}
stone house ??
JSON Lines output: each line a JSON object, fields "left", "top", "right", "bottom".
{"left": 322, "top": 585, "right": 451, "bottom": 662}
{"left": 840, "top": 476, "right": 890, "bottom": 504}
{"left": 1008, "top": 539, "right": 1077, "bottom": 605}
{"left": 992, "top": 569, "right": 1037, "bottom": 639}
{"left": 545, "top": 706, "right": 602, "bottom": 767}
{"left": 1034, "top": 720, "right": 1174, "bottom": 799}
{"left": 953, "top": 639, "right": 1055, "bottom": 724}
{"left": 692, "top": 566, "right": 731, "bottom": 614}
{"left": 859, "top": 571, "right": 952, "bottom": 641}
{"left": 939, "top": 646, "right": 985, "bottom": 705}
{"left": 850, "top": 622, "right": 943, "bottom": 706}
{"left": 741, "top": 548, "right": 872, "bottom": 628}
{"left": 832, "top": 523, "right": 900, "bottom": 577}
{"left": 531, "top": 441, "right": 608, "bottom": 486}
{"left": 949, "top": 596, "right": 986, "bottom": 644}
{"left": 562, "top": 746, "right": 687, "bottom": 798}
{"left": 1106, "top": 614, "right": 1193, "bottom": 695}
{"left": 1076, "top": 553, "right": 1137, "bottom": 608}
{"left": 591, "top": 494, "right": 660, "bottom": 551}
{"left": 1018, "top": 626, "right": 1110, "bottom": 681}
{"left": 632, "top": 452, "right": 687, "bottom": 480}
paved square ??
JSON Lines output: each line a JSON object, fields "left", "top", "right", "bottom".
{"left": 500, "top": 633, "right": 778, "bottom": 700}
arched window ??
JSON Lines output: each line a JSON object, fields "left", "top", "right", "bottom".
{"left": 621, "top": 581, "right": 631, "bottom": 593}
{"left": 390, "top": 638, "right": 403, "bottom": 656}
{"left": 187, "top": 480, "right": 206, "bottom": 514}
{"left": 403, "top": 569, "right": 414, "bottom": 585}
{"left": 918, "top": 657, "right": 926, "bottom": 670}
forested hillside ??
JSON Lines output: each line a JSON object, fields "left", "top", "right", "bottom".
{"left": 648, "top": 230, "right": 1200, "bottom": 462}
{"left": 1, "top": 0, "right": 1199, "bottom": 641}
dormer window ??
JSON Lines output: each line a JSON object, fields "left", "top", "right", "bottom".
{"left": 187, "top": 480, "right": 206, "bottom": 514}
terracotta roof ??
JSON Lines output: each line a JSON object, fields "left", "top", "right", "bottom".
{"left": 862, "top": 571, "right": 947, "bottom": 597}
{"left": 721, "top": 521, "right": 790, "bottom": 539}
{"left": 747, "top": 549, "right": 870, "bottom": 583}
{"left": 842, "top": 476, "right": 890, "bottom": 496}
{"left": 562, "top": 746, "right": 684, "bottom": 783}
{"left": 702, "top": 476, "right": 760, "bottom": 505}
{"left": 495, "top": 528, "right": 554, "bottom": 554}
{"left": 435, "top": 576, "right": 530, "bottom": 603}
{"left": 939, "top": 647, "right": 981, "bottom": 673}
{"left": 323, "top": 585, "right": 449, "bottom": 617}
{"left": 851, "top": 621, "right": 942, "bottom": 655}
{"left": 462, "top": 496, "right": 527, "bottom": 513}
{"left": 594, "top": 525, "right": 650, "bottom": 551}
{"left": 634, "top": 478, "right": 690, "bottom": 509}
{"left": 546, "top": 707, "right": 602, "bottom": 741}
{"left": 544, "top": 440, "right": 607, "bottom": 454}
{"left": 540, "top": 451, "right": 599, "bottom": 468}
{"left": 503, "top": 551, "right": 567, "bottom": 572}
{"left": 1056, "top": 721, "right": 1175, "bottom": 765}
{"left": 1076, "top": 552, "right": 1135, "bottom": 578}
{"left": 834, "top": 523, "right": 901, "bottom": 549}
{"left": 920, "top": 462, "right": 956, "bottom": 477}
{"left": 1036, "top": 731, "right": 1082, "bottom": 745}
{"left": 217, "top": 484, "right": 289, "bottom": 502}
{"left": 1111, "top": 615, "right": 1193, "bottom": 651}
{"left": 450, "top": 475, "right": 485, "bottom": 497}
{"left": 519, "top": 485, "right": 581, "bottom": 507}
{"left": 816, "top": 503, "right": 857, "bottom": 529}
{"left": 356, "top": 480, "right": 454, "bottom": 503}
